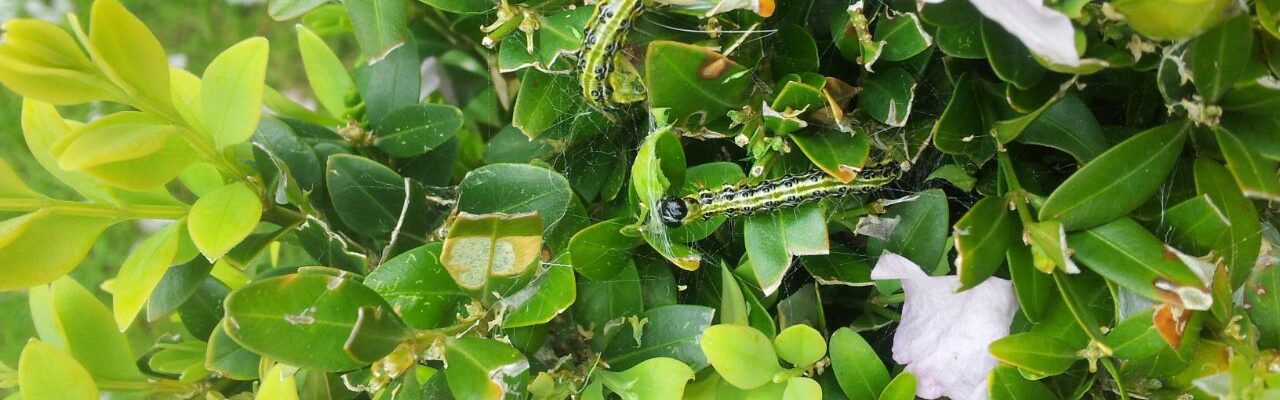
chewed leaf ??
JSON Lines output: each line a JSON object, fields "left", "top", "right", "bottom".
{"left": 440, "top": 212, "right": 543, "bottom": 291}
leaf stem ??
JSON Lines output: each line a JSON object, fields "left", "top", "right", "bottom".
{"left": 1100, "top": 358, "right": 1129, "bottom": 400}
{"left": 0, "top": 198, "right": 189, "bottom": 220}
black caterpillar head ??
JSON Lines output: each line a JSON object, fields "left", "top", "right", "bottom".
{"left": 656, "top": 196, "right": 689, "bottom": 228}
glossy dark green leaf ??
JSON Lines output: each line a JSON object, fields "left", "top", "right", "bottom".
{"left": 417, "top": 0, "right": 496, "bottom": 13}
{"left": 444, "top": 338, "right": 530, "bottom": 400}
{"left": 1017, "top": 93, "right": 1107, "bottom": 163}
{"left": 935, "top": 22, "right": 986, "bottom": 59}
{"left": 147, "top": 257, "right": 214, "bottom": 322}
{"left": 933, "top": 73, "right": 995, "bottom": 161}
{"left": 792, "top": 129, "right": 871, "bottom": 182}
{"left": 1039, "top": 122, "right": 1189, "bottom": 230}
{"left": 859, "top": 68, "right": 916, "bottom": 127}
{"left": 988, "top": 332, "right": 1078, "bottom": 379}
{"left": 868, "top": 188, "right": 949, "bottom": 270}
{"left": 364, "top": 242, "right": 467, "bottom": 330}
{"left": 206, "top": 321, "right": 260, "bottom": 381}
{"left": 604, "top": 304, "right": 715, "bottom": 371}
{"left": 645, "top": 41, "right": 750, "bottom": 122}
{"left": 1188, "top": 13, "right": 1253, "bottom": 101}
{"left": 574, "top": 261, "right": 644, "bottom": 351}
{"left": 1194, "top": 158, "right": 1261, "bottom": 288}
{"left": 1007, "top": 246, "right": 1052, "bottom": 323}
{"left": 497, "top": 7, "right": 592, "bottom": 73}
{"left": 345, "top": 0, "right": 407, "bottom": 61}
{"left": 224, "top": 273, "right": 410, "bottom": 371}
{"left": 570, "top": 219, "right": 643, "bottom": 281}
{"left": 372, "top": 104, "right": 463, "bottom": 158}
{"left": 511, "top": 70, "right": 611, "bottom": 145}
{"left": 1214, "top": 126, "right": 1280, "bottom": 201}
{"left": 178, "top": 278, "right": 230, "bottom": 340}
{"left": 457, "top": 163, "right": 572, "bottom": 236}
{"left": 1246, "top": 266, "right": 1280, "bottom": 348}
{"left": 774, "top": 24, "right": 820, "bottom": 76}
{"left": 357, "top": 39, "right": 421, "bottom": 123}
{"left": 874, "top": 13, "right": 932, "bottom": 62}
{"left": 981, "top": 19, "right": 1045, "bottom": 90}
{"left": 745, "top": 203, "right": 828, "bottom": 295}
{"left": 1219, "top": 114, "right": 1280, "bottom": 161}
{"left": 920, "top": 0, "right": 979, "bottom": 27}
{"left": 327, "top": 154, "right": 416, "bottom": 239}
{"left": 955, "top": 196, "right": 1019, "bottom": 290}
{"left": 777, "top": 284, "right": 826, "bottom": 334}
{"left": 253, "top": 117, "right": 324, "bottom": 192}
{"left": 801, "top": 246, "right": 873, "bottom": 286}
{"left": 498, "top": 264, "right": 576, "bottom": 328}
{"left": 829, "top": 327, "right": 889, "bottom": 399}
{"left": 1159, "top": 194, "right": 1230, "bottom": 254}
{"left": 294, "top": 216, "right": 370, "bottom": 274}
{"left": 1106, "top": 308, "right": 1167, "bottom": 360}
{"left": 1068, "top": 218, "right": 1209, "bottom": 309}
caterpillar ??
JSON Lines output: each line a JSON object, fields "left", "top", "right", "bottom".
{"left": 578, "top": 0, "right": 647, "bottom": 109}
{"left": 656, "top": 165, "right": 901, "bottom": 227}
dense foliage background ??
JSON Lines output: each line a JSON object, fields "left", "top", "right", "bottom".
{"left": 0, "top": 0, "right": 1277, "bottom": 399}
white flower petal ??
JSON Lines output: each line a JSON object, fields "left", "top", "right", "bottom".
{"left": 872, "top": 253, "right": 1019, "bottom": 400}
{"left": 921, "top": 0, "right": 1080, "bottom": 67}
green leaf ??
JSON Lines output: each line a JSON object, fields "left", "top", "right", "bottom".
{"left": 81, "top": 0, "right": 173, "bottom": 115}
{"left": 417, "top": 0, "right": 497, "bottom": 13}
{"left": 878, "top": 373, "right": 917, "bottom": 400}
{"left": 745, "top": 203, "right": 828, "bottom": 295}
{"left": 988, "top": 332, "right": 1078, "bottom": 379}
{"left": 497, "top": 7, "right": 593, "bottom": 73}
{"left": 569, "top": 218, "right": 642, "bottom": 280}
{"left": 18, "top": 340, "right": 97, "bottom": 400}
{"left": 604, "top": 304, "right": 715, "bottom": 371}
{"left": 297, "top": 25, "right": 354, "bottom": 117}
{"left": 933, "top": 73, "right": 995, "bottom": 161}
{"left": 0, "top": 212, "right": 118, "bottom": 290}
{"left": 206, "top": 321, "right": 260, "bottom": 381}
{"left": 1110, "top": 0, "right": 1231, "bottom": 39}
{"left": 988, "top": 365, "right": 1057, "bottom": 400}
{"left": 874, "top": 13, "right": 932, "bottom": 62}
{"left": 1158, "top": 194, "right": 1230, "bottom": 254}
{"left": 327, "top": 154, "right": 438, "bottom": 242}
{"left": 28, "top": 277, "right": 145, "bottom": 381}
{"left": 440, "top": 212, "right": 542, "bottom": 295}
{"left": 0, "top": 19, "right": 117, "bottom": 105}
{"left": 147, "top": 257, "right": 213, "bottom": 321}
{"left": 859, "top": 68, "right": 917, "bottom": 127}
{"left": 645, "top": 41, "right": 751, "bottom": 122}
{"left": 345, "top": 0, "right": 408, "bottom": 60}
{"left": 1068, "top": 218, "right": 1210, "bottom": 309}
{"left": 774, "top": 24, "right": 820, "bottom": 76}
{"left": 269, "top": 0, "right": 328, "bottom": 20}
{"left": 1007, "top": 246, "right": 1053, "bottom": 323}
{"left": 667, "top": 162, "right": 744, "bottom": 243}
{"left": 1039, "top": 122, "right": 1189, "bottom": 230}
{"left": 498, "top": 263, "right": 576, "bottom": 328}
{"left": 868, "top": 188, "right": 949, "bottom": 269}
{"left": 223, "top": 273, "right": 410, "bottom": 371}
{"left": 598, "top": 357, "right": 696, "bottom": 400}
{"left": 783, "top": 377, "right": 822, "bottom": 400}
{"left": 829, "top": 327, "right": 889, "bottom": 399}
{"left": 370, "top": 104, "right": 463, "bottom": 157}
{"left": 926, "top": 164, "right": 976, "bottom": 192}
{"left": 1188, "top": 13, "right": 1253, "bottom": 101}
{"left": 1194, "top": 159, "right": 1261, "bottom": 288}
{"left": 356, "top": 39, "right": 421, "bottom": 123}
{"left": 720, "top": 264, "right": 749, "bottom": 326}
{"left": 792, "top": 130, "right": 870, "bottom": 183}
{"left": 981, "top": 19, "right": 1045, "bottom": 89}
{"left": 189, "top": 182, "right": 262, "bottom": 261}
{"left": 1106, "top": 308, "right": 1167, "bottom": 360}
{"left": 773, "top": 324, "right": 826, "bottom": 367}
{"left": 257, "top": 364, "right": 300, "bottom": 400}
{"left": 1247, "top": 266, "right": 1280, "bottom": 348}
{"left": 179, "top": 278, "right": 230, "bottom": 340}
{"left": 1214, "top": 127, "right": 1280, "bottom": 201}
{"left": 55, "top": 111, "right": 199, "bottom": 191}
{"left": 112, "top": 221, "right": 183, "bottom": 330}
{"left": 1017, "top": 92, "right": 1107, "bottom": 163}
{"left": 444, "top": 338, "right": 530, "bottom": 400}
{"left": 954, "top": 196, "right": 1020, "bottom": 290}
{"left": 574, "top": 260, "right": 644, "bottom": 351}
{"left": 511, "top": 70, "right": 611, "bottom": 144}
{"left": 457, "top": 163, "right": 572, "bottom": 234}
{"left": 203, "top": 37, "right": 269, "bottom": 149}
{"left": 935, "top": 22, "right": 986, "bottom": 59}
{"left": 364, "top": 242, "right": 467, "bottom": 330}
{"left": 701, "top": 324, "right": 783, "bottom": 390}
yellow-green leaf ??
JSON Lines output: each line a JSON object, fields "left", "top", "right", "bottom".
{"left": 80, "top": 0, "right": 173, "bottom": 115}
{"left": 0, "top": 159, "right": 43, "bottom": 199}
{"left": 0, "top": 19, "right": 117, "bottom": 104}
{"left": 112, "top": 221, "right": 183, "bottom": 330}
{"left": 203, "top": 37, "right": 269, "bottom": 149}
{"left": 18, "top": 340, "right": 98, "bottom": 400}
{"left": 297, "top": 25, "right": 354, "bottom": 118}
{"left": 0, "top": 211, "right": 118, "bottom": 290}
{"left": 188, "top": 182, "right": 262, "bottom": 260}
{"left": 256, "top": 364, "right": 299, "bottom": 400}
{"left": 53, "top": 112, "right": 199, "bottom": 191}
{"left": 440, "top": 212, "right": 542, "bottom": 294}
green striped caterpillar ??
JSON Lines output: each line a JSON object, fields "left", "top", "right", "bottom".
{"left": 656, "top": 165, "right": 901, "bottom": 227}
{"left": 578, "top": 0, "right": 647, "bottom": 109}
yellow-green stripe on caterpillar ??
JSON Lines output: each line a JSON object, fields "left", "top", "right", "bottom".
{"left": 655, "top": 166, "right": 901, "bottom": 227}
{"left": 578, "top": 0, "right": 647, "bottom": 109}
